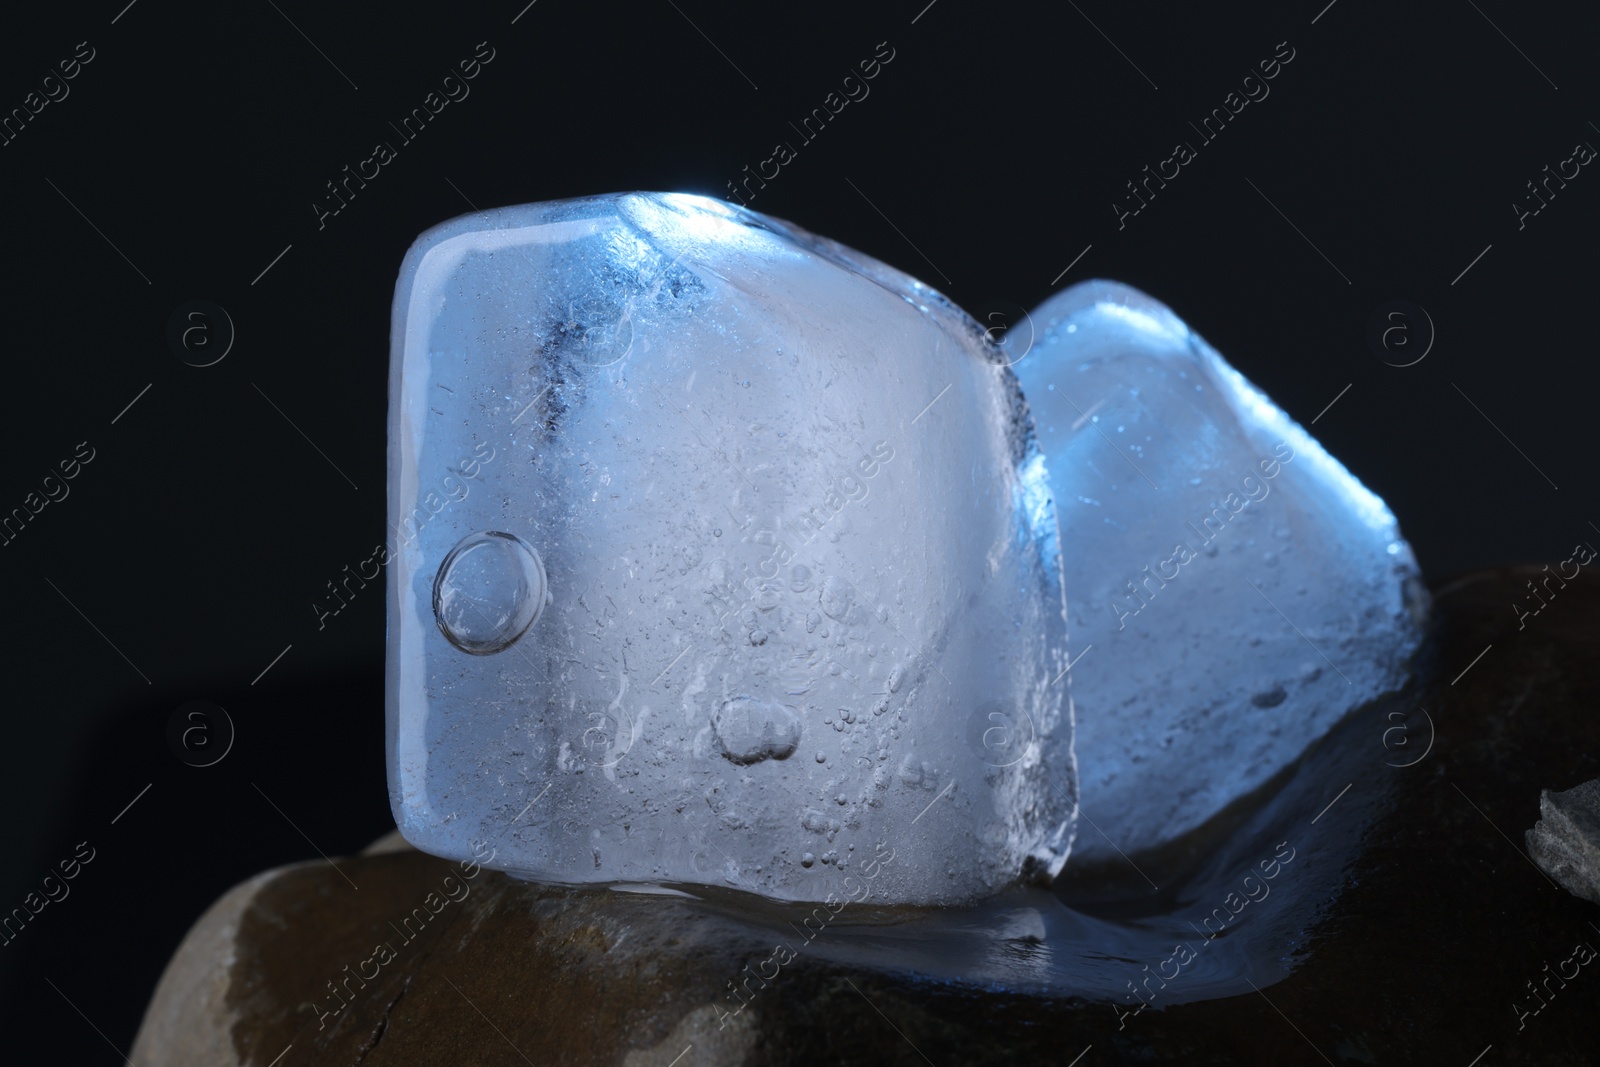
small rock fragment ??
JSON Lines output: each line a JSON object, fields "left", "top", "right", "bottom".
{"left": 1526, "top": 777, "right": 1600, "bottom": 904}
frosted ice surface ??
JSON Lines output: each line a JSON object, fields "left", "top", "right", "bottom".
{"left": 1014, "top": 280, "right": 1426, "bottom": 865}
{"left": 387, "top": 193, "right": 1075, "bottom": 905}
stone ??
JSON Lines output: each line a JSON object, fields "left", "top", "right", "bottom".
{"left": 387, "top": 193, "right": 1073, "bottom": 904}
{"left": 128, "top": 866, "right": 284, "bottom": 1067}
{"left": 1528, "top": 778, "right": 1600, "bottom": 904}
{"left": 136, "top": 569, "right": 1600, "bottom": 1065}
{"left": 1013, "top": 279, "right": 1427, "bottom": 865}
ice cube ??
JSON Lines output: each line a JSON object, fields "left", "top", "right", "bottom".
{"left": 1015, "top": 280, "right": 1426, "bottom": 864}
{"left": 387, "top": 193, "right": 1075, "bottom": 904}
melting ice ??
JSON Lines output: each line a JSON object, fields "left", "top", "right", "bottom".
{"left": 387, "top": 197, "right": 1425, "bottom": 904}
{"left": 387, "top": 193, "right": 1075, "bottom": 905}
{"left": 1013, "top": 280, "right": 1426, "bottom": 865}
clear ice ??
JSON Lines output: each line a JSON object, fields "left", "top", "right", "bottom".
{"left": 387, "top": 193, "right": 1075, "bottom": 905}
{"left": 1014, "top": 280, "right": 1427, "bottom": 865}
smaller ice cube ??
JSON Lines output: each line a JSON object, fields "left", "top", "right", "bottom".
{"left": 1015, "top": 280, "right": 1426, "bottom": 864}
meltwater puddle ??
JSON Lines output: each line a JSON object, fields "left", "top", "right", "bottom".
{"left": 616, "top": 685, "right": 1411, "bottom": 1009}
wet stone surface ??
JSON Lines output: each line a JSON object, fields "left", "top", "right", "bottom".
{"left": 134, "top": 569, "right": 1600, "bottom": 1065}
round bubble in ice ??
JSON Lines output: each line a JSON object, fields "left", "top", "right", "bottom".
{"left": 433, "top": 531, "right": 549, "bottom": 654}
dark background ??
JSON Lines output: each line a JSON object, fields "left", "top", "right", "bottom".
{"left": 1, "top": 0, "right": 1594, "bottom": 1059}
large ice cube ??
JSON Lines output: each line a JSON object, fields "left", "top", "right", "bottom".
{"left": 387, "top": 193, "right": 1075, "bottom": 905}
{"left": 1015, "top": 280, "right": 1426, "bottom": 865}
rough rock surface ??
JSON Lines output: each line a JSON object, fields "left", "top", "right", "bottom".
{"left": 1528, "top": 778, "right": 1600, "bottom": 905}
{"left": 133, "top": 569, "right": 1600, "bottom": 1065}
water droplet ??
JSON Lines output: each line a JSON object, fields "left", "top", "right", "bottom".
{"left": 819, "top": 575, "right": 853, "bottom": 620}
{"left": 898, "top": 753, "right": 923, "bottom": 785}
{"left": 1250, "top": 685, "right": 1288, "bottom": 708}
{"left": 433, "top": 531, "right": 548, "bottom": 654}
{"left": 711, "top": 697, "right": 800, "bottom": 764}
{"left": 801, "top": 852, "right": 815, "bottom": 868}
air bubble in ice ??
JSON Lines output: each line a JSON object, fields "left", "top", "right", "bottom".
{"left": 432, "top": 531, "right": 548, "bottom": 655}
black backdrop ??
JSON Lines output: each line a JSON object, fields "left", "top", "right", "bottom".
{"left": 2, "top": 0, "right": 1596, "bottom": 1059}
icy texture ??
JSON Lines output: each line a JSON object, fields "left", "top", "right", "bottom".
{"left": 1015, "top": 280, "right": 1426, "bottom": 864}
{"left": 387, "top": 193, "right": 1075, "bottom": 905}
